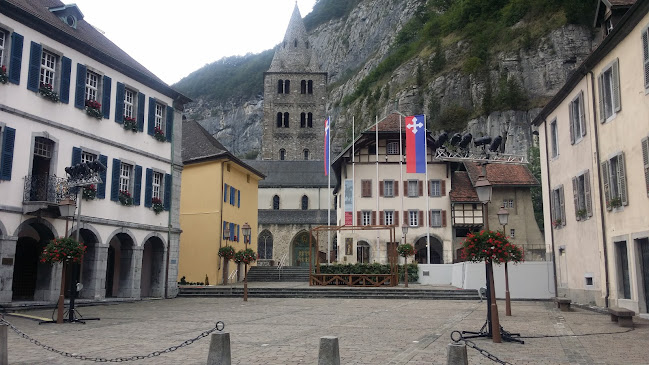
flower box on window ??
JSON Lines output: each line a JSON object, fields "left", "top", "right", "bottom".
{"left": 0, "top": 65, "right": 7, "bottom": 84}
{"left": 151, "top": 197, "right": 164, "bottom": 214}
{"left": 83, "top": 184, "right": 97, "bottom": 201}
{"left": 552, "top": 218, "right": 562, "bottom": 228}
{"left": 123, "top": 116, "right": 138, "bottom": 132}
{"left": 39, "top": 83, "right": 59, "bottom": 102}
{"left": 153, "top": 126, "right": 166, "bottom": 142}
{"left": 119, "top": 190, "right": 133, "bottom": 206}
{"left": 85, "top": 100, "right": 102, "bottom": 119}
{"left": 608, "top": 197, "right": 622, "bottom": 209}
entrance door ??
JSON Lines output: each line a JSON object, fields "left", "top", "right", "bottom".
{"left": 639, "top": 238, "right": 649, "bottom": 313}
{"left": 357, "top": 241, "right": 370, "bottom": 263}
{"left": 292, "top": 232, "right": 313, "bottom": 267}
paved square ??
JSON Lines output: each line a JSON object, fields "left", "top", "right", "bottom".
{"left": 4, "top": 297, "right": 648, "bottom": 364}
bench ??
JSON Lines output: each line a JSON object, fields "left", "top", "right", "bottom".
{"left": 609, "top": 307, "right": 635, "bottom": 328}
{"left": 554, "top": 297, "right": 571, "bottom": 312}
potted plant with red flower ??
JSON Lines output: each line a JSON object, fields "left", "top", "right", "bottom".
{"left": 153, "top": 126, "right": 166, "bottom": 142}
{"left": 234, "top": 248, "right": 257, "bottom": 265}
{"left": 83, "top": 184, "right": 97, "bottom": 200}
{"left": 218, "top": 245, "right": 236, "bottom": 285}
{"left": 124, "top": 116, "right": 138, "bottom": 132}
{"left": 85, "top": 99, "right": 102, "bottom": 119}
{"left": 118, "top": 190, "right": 133, "bottom": 206}
{"left": 39, "top": 82, "right": 59, "bottom": 102}
{"left": 0, "top": 65, "right": 7, "bottom": 84}
{"left": 151, "top": 197, "right": 164, "bottom": 214}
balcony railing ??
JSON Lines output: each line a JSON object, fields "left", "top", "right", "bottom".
{"left": 23, "top": 174, "right": 74, "bottom": 203}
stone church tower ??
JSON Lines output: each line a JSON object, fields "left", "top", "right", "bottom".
{"left": 261, "top": 4, "right": 328, "bottom": 161}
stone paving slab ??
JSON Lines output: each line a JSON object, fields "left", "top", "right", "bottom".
{"left": 3, "top": 297, "right": 648, "bottom": 364}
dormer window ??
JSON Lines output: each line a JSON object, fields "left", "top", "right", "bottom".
{"left": 49, "top": 4, "right": 84, "bottom": 29}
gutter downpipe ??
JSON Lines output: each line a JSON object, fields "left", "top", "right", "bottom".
{"left": 165, "top": 108, "right": 176, "bottom": 299}
{"left": 542, "top": 119, "right": 559, "bottom": 298}
{"left": 589, "top": 71, "right": 610, "bottom": 308}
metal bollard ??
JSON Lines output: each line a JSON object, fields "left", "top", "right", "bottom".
{"left": 206, "top": 332, "right": 231, "bottom": 365}
{"left": 447, "top": 331, "right": 468, "bottom": 365}
{"left": 0, "top": 323, "right": 7, "bottom": 365}
{"left": 318, "top": 336, "right": 340, "bottom": 365}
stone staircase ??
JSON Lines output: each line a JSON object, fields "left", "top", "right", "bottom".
{"left": 246, "top": 266, "right": 310, "bottom": 282}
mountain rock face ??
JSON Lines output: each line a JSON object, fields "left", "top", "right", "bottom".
{"left": 188, "top": 0, "right": 596, "bottom": 160}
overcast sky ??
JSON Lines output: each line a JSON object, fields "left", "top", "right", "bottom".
{"left": 71, "top": 0, "right": 316, "bottom": 85}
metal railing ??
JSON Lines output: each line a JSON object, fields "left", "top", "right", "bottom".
{"left": 23, "top": 174, "right": 74, "bottom": 203}
{"left": 277, "top": 253, "right": 288, "bottom": 280}
{"left": 228, "top": 269, "right": 238, "bottom": 282}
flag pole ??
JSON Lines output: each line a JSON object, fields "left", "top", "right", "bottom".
{"left": 399, "top": 113, "right": 404, "bottom": 248}
{"left": 375, "top": 115, "right": 380, "bottom": 263}
{"left": 352, "top": 116, "right": 355, "bottom": 231}
{"left": 425, "top": 114, "right": 431, "bottom": 264}
{"left": 328, "top": 116, "right": 331, "bottom": 265}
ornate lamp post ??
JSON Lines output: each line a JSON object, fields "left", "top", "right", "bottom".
{"left": 497, "top": 205, "right": 511, "bottom": 316}
{"left": 242, "top": 222, "right": 251, "bottom": 302}
{"left": 55, "top": 199, "right": 76, "bottom": 324}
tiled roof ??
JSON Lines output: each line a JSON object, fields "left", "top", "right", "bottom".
{"left": 259, "top": 209, "right": 335, "bottom": 225}
{"left": 182, "top": 120, "right": 228, "bottom": 163}
{"left": 3, "top": 0, "right": 189, "bottom": 102}
{"left": 243, "top": 160, "right": 336, "bottom": 188}
{"left": 464, "top": 162, "right": 539, "bottom": 187}
{"left": 367, "top": 113, "right": 406, "bottom": 133}
{"left": 450, "top": 171, "right": 479, "bottom": 202}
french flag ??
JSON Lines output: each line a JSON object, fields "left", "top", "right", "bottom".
{"left": 405, "top": 115, "right": 426, "bottom": 173}
{"left": 324, "top": 117, "right": 330, "bottom": 176}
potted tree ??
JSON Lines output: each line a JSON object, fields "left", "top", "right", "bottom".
{"left": 397, "top": 243, "right": 415, "bottom": 288}
{"left": 218, "top": 246, "right": 235, "bottom": 285}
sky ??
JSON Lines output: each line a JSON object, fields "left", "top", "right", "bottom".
{"left": 71, "top": 0, "right": 317, "bottom": 85}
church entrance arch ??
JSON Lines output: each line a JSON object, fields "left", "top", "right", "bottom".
{"left": 12, "top": 219, "right": 56, "bottom": 301}
{"left": 291, "top": 231, "right": 315, "bottom": 267}
{"left": 140, "top": 235, "right": 165, "bottom": 298}
{"left": 258, "top": 230, "right": 273, "bottom": 261}
{"left": 414, "top": 235, "right": 443, "bottom": 264}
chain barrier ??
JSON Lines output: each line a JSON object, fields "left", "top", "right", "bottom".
{"left": 450, "top": 331, "right": 513, "bottom": 365}
{"left": 0, "top": 316, "right": 224, "bottom": 362}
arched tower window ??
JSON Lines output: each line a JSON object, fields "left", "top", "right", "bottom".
{"left": 294, "top": 39, "right": 298, "bottom": 47}
{"left": 258, "top": 230, "right": 273, "bottom": 260}
{"left": 300, "top": 112, "right": 306, "bottom": 128}
{"left": 277, "top": 112, "right": 283, "bottom": 128}
{"left": 307, "top": 112, "right": 313, "bottom": 128}
{"left": 279, "top": 149, "right": 286, "bottom": 160}
{"left": 283, "top": 112, "right": 289, "bottom": 128}
{"left": 301, "top": 195, "right": 309, "bottom": 210}
{"left": 273, "top": 195, "right": 280, "bottom": 210}
{"left": 308, "top": 80, "right": 313, "bottom": 94}
{"left": 301, "top": 80, "right": 306, "bottom": 94}
{"left": 277, "top": 80, "right": 284, "bottom": 94}
{"left": 284, "top": 80, "right": 290, "bottom": 94}
{"left": 303, "top": 149, "right": 309, "bottom": 160}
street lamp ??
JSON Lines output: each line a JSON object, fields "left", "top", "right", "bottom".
{"left": 242, "top": 222, "right": 251, "bottom": 302}
{"left": 401, "top": 225, "right": 408, "bottom": 288}
{"left": 56, "top": 198, "right": 76, "bottom": 324}
{"left": 497, "top": 206, "right": 511, "bottom": 317}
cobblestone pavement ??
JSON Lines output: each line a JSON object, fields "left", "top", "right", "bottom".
{"left": 4, "top": 297, "right": 648, "bottom": 364}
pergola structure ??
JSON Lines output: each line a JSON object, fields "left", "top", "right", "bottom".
{"left": 309, "top": 225, "right": 399, "bottom": 287}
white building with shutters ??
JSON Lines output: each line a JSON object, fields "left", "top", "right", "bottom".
{"left": 0, "top": 0, "right": 189, "bottom": 303}
{"left": 533, "top": 0, "right": 649, "bottom": 314}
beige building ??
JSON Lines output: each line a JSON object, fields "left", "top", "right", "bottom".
{"left": 533, "top": 0, "right": 649, "bottom": 313}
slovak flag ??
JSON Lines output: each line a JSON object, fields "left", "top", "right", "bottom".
{"left": 324, "top": 117, "right": 330, "bottom": 176}
{"left": 405, "top": 115, "right": 426, "bottom": 173}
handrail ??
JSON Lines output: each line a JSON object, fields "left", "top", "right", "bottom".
{"left": 228, "top": 269, "right": 238, "bottom": 281}
{"left": 277, "top": 253, "right": 288, "bottom": 280}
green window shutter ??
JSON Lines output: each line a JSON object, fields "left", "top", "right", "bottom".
{"left": 618, "top": 153, "right": 627, "bottom": 206}
{"left": 110, "top": 158, "right": 120, "bottom": 201}
{"left": 8, "top": 32, "right": 23, "bottom": 85}
{"left": 115, "top": 83, "right": 125, "bottom": 124}
{"left": 166, "top": 105, "right": 174, "bottom": 142}
{"left": 598, "top": 74, "right": 605, "bottom": 123}
{"left": 164, "top": 173, "right": 172, "bottom": 211}
{"left": 137, "top": 92, "right": 145, "bottom": 132}
{"left": 147, "top": 97, "right": 156, "bottom": 135}
{"left": 26, "top": 42, "right": 41, "bottom": 92}
{"left": 578, "top": 92, "right": 586, "bottom": 137}
{"left": 144, "top": 168, "right": 153, "bottom": 208}
{"left": 572, "top": 177, "right": 579, "bottom": 221}
{"left": 133, "top": 165, "right": 142, "bottom": 206}
{"left": 0, "top": 127, "right": 16, "bottom": 180}
{"left": 612, "top": 59, "right": 621, "bottom": 113}
{"left": 74, "top": 63, "right": 87, "bottom": 109}
{"left": 97, "top": 154, "right": 108, "bottom": 199}
{"left": 559, "top": 185, "right": 566, "bottom": 226}
{"left": 59, "top": 56, "right": 71, "bottom": 103}
{"left": 584, "top": 170, "right": 592, "bottom": 217}
{"left": 102, "top": 75, "right": 111, "bottom": 119}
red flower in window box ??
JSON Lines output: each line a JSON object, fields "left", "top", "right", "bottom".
{"left": 85, "top": 99, "right": 102, "bottom": 119}
{"left": 38, "top": 82, "right": 59, "bottom": 102}
{"left": 153, "top": 126, "right": 166, "bottom": 142}
{"left": 118, "top": 190, "right": 133, "bottom": 206}
{"left": 0, "top": 65, "right": 7, "bottom": 84}
{"left": 151, "top": 196, "right": 164, "bottom": 214}
{"left": 123, "top": 116, "right": 138, "bottom": 132}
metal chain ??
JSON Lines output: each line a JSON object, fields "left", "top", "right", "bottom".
{"left": 0, "top": 317, "right": 224, "bottom": 362}
{"left": 450, "top": 331, "right": 513, "bottom": 365}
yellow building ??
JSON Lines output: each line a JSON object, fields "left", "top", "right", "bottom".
{"left": 179, "top": 121, "right": 264, "bottom": 285}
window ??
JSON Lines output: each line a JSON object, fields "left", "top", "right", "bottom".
{"left": 643, "top": 27, "right": 649, "bottom": 90}
{"left": 284, "top": 112, "right": 289, "bottom": 127}
{"left": 301, "top": 195, "right": 308, "bottom": 210}
{"left": 279, "top": 149, "right": 286, "bottom": 160}
{"left": 430, "top": 210, "right": 442, "bottom": 227}
{"left": 383, "top": 180, "right": 394, "bottom": 197}
{"left": 303, "top": 149, "right": 309, "bottom": 160}
{"left": 550, "top": 119, "right": 559, "bottom": 158}
{"left": 119, "top": 162, "right": 132, "bottom": 193}
{"left": 362, "top": 211, "right": 371, "bottom": 226}
{"left": 616, "top": 241, "right": 631, "bottom": 299}
{"left": 284, "top": 80, "right": 290, "bottom": 94}
{"left": 155, "top": 102, "right": 165, "bottom": 129}
{"left": 307, "top": 112, "right": 312, "bottom": 128}
{"left": 34, "top": 137, "right": 53, "bottom": 158}
{"left": 409, "top": 210, "right": 419, "bottom": 227}
{"left": 407, "top": 180, "right": 419, "bottom": 197}
{"left": 551, "top": 186, "right": 565, "bottom": 227}
{"left": 429, "top": 180, "right": 441, "bottom": 197}
{"left": 272, "top": 195, "right": 280, "bottom": 210}
{"left": 384, "top": 210, "right": 394, "bottom": 226}
{"left": 124, "top": 88, "right": 134, "bottom": 118}
{"left": 85, "top": 69, "right": 99, "bottom": 101}
{"left": 152, "top": 171, "right": 162, "bottom": 199}
{"left": 569, "top": 92, "right": 586, "bottom": 144}
{"left": 503, "top": 199, "right": 514, "bottom": 208}
{"left": 277, "top": 80, "right": 284, "bottom": 94}
{"left": 301, "top": 112, "right": 306, "bottom": 128}
{"left": 80, "top": 151, "right": 96, "bottom": 164}
{"left": 602, "top": 153, "right": 627, "bottom": 210}
{"left": 598, "top": 59, "right": 620, "bottom": 122}
{"left": 572, "top": 171, "right": 592, "bottom": 220}
{"left": 230, "top": 186, "right": 236, "bottom": 205}
{"left": 301, "top": 80, "right": 306, "bottom": 94}
{"left": 0, "top": 29, "right": 5, "bottom": 67}
{"left": 361, "top": 179, "right": 372, "bottom": 198}
{"left": 277, "top": 112, "right": 282, "bottom": 127}
{"left": 40, "top": 49, "right": 57, "bottom": 88}
{"left": 509, "top": 229, "right": 515, "bottom": 238}
{"left": 308, "top": 80, "right": 313, "bottom": 94}
{"left": 368, "top": 144, "right": 376, "bottom": 155}
{"left": 386, "top": 141, "right": 399, "bottom": 155}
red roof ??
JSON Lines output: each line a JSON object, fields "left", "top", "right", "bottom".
{"left": 450, "top": 172, "right": 479, "bottom": 202}
{"left": 465, "top": 162, "right": 538, "bottom": 187}
{"left": 367, "top": 113, "right": 407, "bottom": 132}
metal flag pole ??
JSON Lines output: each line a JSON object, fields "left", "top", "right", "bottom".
{"left": 424, "top": 115, "right": 431, "bottom": 264}
{"left": 352, "top": 116, "right": 355, "bottom": 231}
{"left": 375, "top": 115, "right": 380, "bottom": 262}
{"left": 399, "top": 113, "right": 404, "bottom": 245}
{"left": 328, "top": 116, "right": 331, "bottom": 265}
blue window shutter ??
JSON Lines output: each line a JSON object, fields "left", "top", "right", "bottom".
{"left": 137, "top": 92, "right": 145, "bottom": 132}
{"left": 147, "top": 97, "right": 156, "bottom": 135}
{"left": 163, "top": 173, "right": 172, "bottom": 211}
{"left": 59, "top": 57, "right": 71, "bottom": 103}
{"left": 8, "top": 33, "right": 24, "bottom": 85}
{"left": 133, "top": 165, "right": 142, "bottom": 206}
{"left": 237, "top": 225, "right": 240, "bottom": 242}
{"left": 144, "top": 168, "right": 153, "bottom": 208}
{"left": 0, "top": 127, "right": 16, "bottom": 181}
{"left": 97, "top": 154, "right": 108, "bottom": 199}
{"left": 166, "top": 105, "right": 174, "bottom": 142}
{"left": 71, "top": 147, "right": 82, "bottom": 165}
{"left": 229, "top": 223, "right": 234, "bottom": 241}
{"left": 102, "top": 75, "right": 111, "bottom": 119}
{"left": 115, "top": 83, "right": 125, "bottom": 124}
{"left": 110, "top": 158, "right": 120, "bottom": 201}
{"left": 231, "top": 186, "right": 235, "bottom": 205}
{"left": 74, "top": 64, "right": 87, "bottom": 109}
{"left": 224, "top": 183, "right": 228, "bottom": 202}
{"left": 237, "top": 190, "right": 241, "bottom": 208}
{"left": 222, "top": 221, "right": 227, "bottom": 239}
{"left": 26, "top": 42, "right": 41, "bottom": 92}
